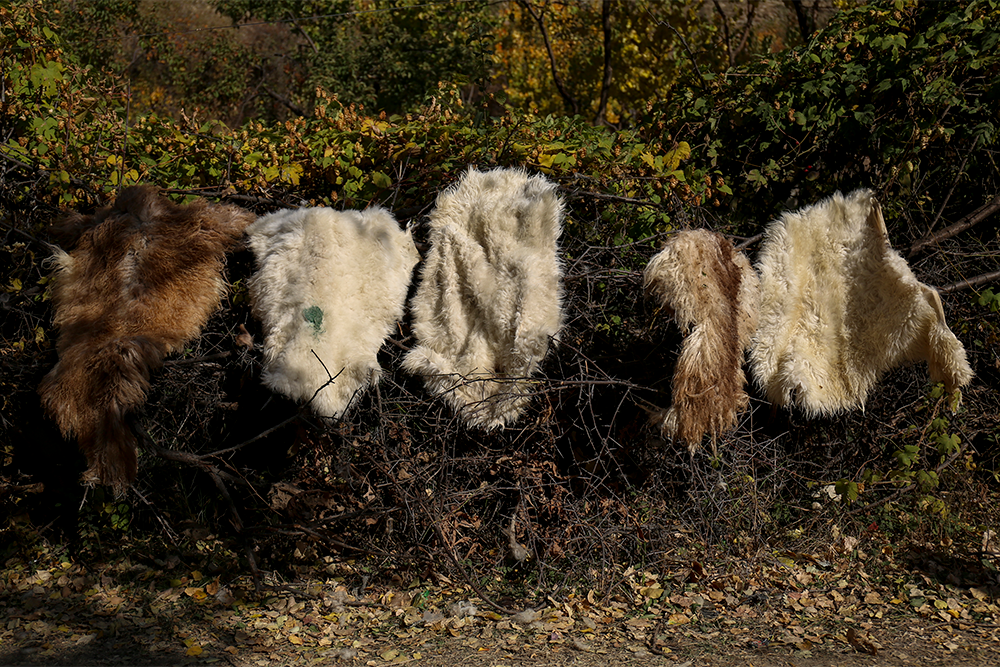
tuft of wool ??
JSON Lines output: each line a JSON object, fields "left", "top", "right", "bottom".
{"left": 402, "top": 167, "right": 565, "bottom": 429}
{"left": 38, "top": 185, "right": 254, "bottom": 490}
{"left": 247, "top": 206, "right": 418, "bottom": 418}
{"left": 644, "top": 229, "right": 759, "bottom": 451}
{"left": 751, "top": 189, "right": 973, "bottom": 416}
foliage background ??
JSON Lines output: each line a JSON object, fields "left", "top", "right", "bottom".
{"left": 1, "top": 0, "right": 998, "bottom": 600}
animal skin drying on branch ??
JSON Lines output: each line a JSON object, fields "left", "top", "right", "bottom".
{"left": 402, "top": 168, "right": 565, "bottom": 429}
{"left": 643, "top": 229, "right": 759, "bottom": 451}
{"left": 247, "top": 206, "right": 418, "bottom": 418}
{"left": 38, "top": 185, "right": 255, "bottom": 490}
{"left": 751, "top": 189, "right": 973, "bottom": 416}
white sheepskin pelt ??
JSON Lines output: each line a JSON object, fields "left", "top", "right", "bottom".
{"left": 751, "top": 189, "right": 973, "bottom": 416}
{"left": 402, "top": 167, "right": 565, "bottom": 429}
{"left": 247, "top": 207, "right": 418, "bottom": 418}
{"left": 644, "top": 229, "right": 759, "bottom": 451}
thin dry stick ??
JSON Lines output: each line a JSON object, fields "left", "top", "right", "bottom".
{"left": 594, "top": 0, "right": 614, "bottom": 126}
{"left": 924, "top": 135, "right": 979, "bottom": 238}
{"left": 939, "top": 269, "right": 1000, "bottom": 294}
{"left": 735, "top": 232, "right": 764, "bottom": 251}
{"left": 909, "top": 193, "right": 1000, "bottom": 257}
{"left": 139, "top": 427, "right": 263, "bottom": 589}
{"left": 417, "top": 492, "right": 517, "bottom": 616}
{"left": 519, "top": 0, "right": 580, "bottom": 116}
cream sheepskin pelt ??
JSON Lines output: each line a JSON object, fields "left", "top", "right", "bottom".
{"left": 751, "top": 189, "right": 973, "bottom": 416}
{"left": 39, "top": 185, "right": 254, "bottom": 490}
{"left": 247, "top": 207, "right": 418, "bottom": 418}
{"left": 402, "top": 167, "right": 565, "bottom": 429}
{"left": 644, "top": 229, "right": 759, "bottom": 451}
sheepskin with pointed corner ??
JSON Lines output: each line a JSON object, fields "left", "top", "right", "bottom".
{"left": 38, "top": 185, "right": 254, "bottom": 490}
{"left": 751, "top": 189, "right": 973, "bottom": 416}
{"left": 247, "top": 207, "right": 418, "bottom": 418}
{"left": 644, "top": 229, "right": 759, "bottom": 451}
{"left": 402, "top": 168, "right": 565, "bottom": 429}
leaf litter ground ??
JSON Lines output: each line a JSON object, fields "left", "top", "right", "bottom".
{"left": 2, "top": 528, "right": 999, "bottom": 667}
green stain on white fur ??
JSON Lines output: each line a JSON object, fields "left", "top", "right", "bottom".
{"left": 302, "top": 305, "right": 324, "bottom": 336}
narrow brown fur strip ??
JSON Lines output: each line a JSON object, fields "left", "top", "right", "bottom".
{"left": 644, "top": 230, "right": 759, "bottom": 451}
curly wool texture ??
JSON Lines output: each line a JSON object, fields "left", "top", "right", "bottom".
{"left": 751, "top": 189, "right": 973, "bottom": 416}
{"left": 38, "top": 185, "right": 254, "bottom": 490}
{"left": 644, "top": 230, "right": 759, "bottom": 450}
{"left": 402, "top": 168, "right": 565, "bottom": 429}
{"left": 247, "top": 207, "right": 418, "bottom": 418}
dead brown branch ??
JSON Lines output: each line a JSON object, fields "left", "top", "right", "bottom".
{"left": 909, "top": 193, "right": 1000, "bottom": 257}
{"left": 939, "top": 270, "right": 1000, "bottom": 294}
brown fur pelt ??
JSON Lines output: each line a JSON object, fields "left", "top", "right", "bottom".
{"left": 643, "top": 229, "right": 759, "bottom": 451}
{"left": 751, "top": 189, "right": 973, "bottom": 416}
{"left": 38, "top": 185, "right": 255, "bottom": 490}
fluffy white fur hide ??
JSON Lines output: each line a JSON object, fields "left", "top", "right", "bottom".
{"left": 402, "top": 168, "right": 565, "bottom": 429}
{"left": 247, "top": 207, "right": 418, "bottom": 418}
{"left": 644, "top": 229, "right": 759, "bottom": 451}
{"left": 751, "top": 189, "right": 973, "bottom": 416}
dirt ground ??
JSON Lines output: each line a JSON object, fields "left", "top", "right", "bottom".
{"left": 2, "top": 528, "right": 998, "bottom": 667}
{"left": 2, "top": 615, "right": 999, "bottom": 667}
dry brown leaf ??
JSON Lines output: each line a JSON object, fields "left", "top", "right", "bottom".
{"left": 846, "top": 627, "right": 877, "bottom": 655}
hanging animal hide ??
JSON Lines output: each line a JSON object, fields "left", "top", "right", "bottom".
{"left": 751, "top": 189, "right": 973, "bottom": 416}
{"left": 402, "top": 168, "right": 565, "bottom": 429}
{"left": 644, "top": 229, "right": 759, "bottom": 450}
{"left": 38, "top": 185, "right": 254, "bottom": 490}
{"left": 247, "top": 206, "right": 418, "bottom": 418}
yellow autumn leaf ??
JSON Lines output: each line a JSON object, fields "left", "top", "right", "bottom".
{"left": 640, "top": 584, "right": 663, "bottom": 599}
{"left": 289, "top": 635, "right": 303, "bottom": 645}
{"left": 186, "top": 644, "right": 203, "bottom": 656}
{"left": 184, "top": 587, "right": 207, "bottom": 600}
{"left": 664, "top": 141, "right": 691, "bottom": 171}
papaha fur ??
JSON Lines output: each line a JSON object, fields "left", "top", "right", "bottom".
{"left": 247, "top": 206, "right": 418, "bottom": 418}
{"left": 644, "top": 229, "right": 760, "bottom": 451}
{"left": 402, "top": 168, "right": 565, "bottom": 429}
{"left": 751, "top": 189, "right": 973, "bottom": 416}
{"left": 38, "top": 185, "right": 254, "bottom": 490}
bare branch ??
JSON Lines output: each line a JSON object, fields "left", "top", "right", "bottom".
{"left": 909, "top": 193, "right": 1000, "bottom": 257}
{"left": 939, "top": 270, "right": 1000, "bottom": 294}
{"left": 924, "top": 135, "right": 979, "bottom": 239}
{"left": 519, "top": 0, "right": 580, "bottom": 116}
{"left": 594, "top": 0, "right": 614, "bottom": 126}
